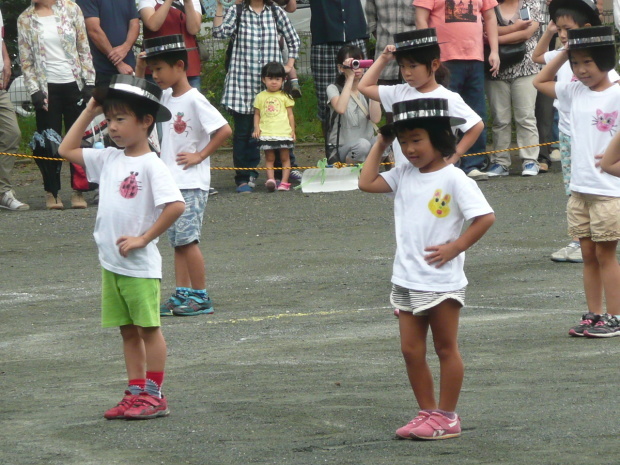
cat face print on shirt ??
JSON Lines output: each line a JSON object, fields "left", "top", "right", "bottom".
{"left": 428, "top": 189, "right": 452, "bottom": 218}
{"left": 119, "top": 171, "right": 141, "bottom": 199}
{"left": 592, "top": 109, "right": 618, "bottom": 135}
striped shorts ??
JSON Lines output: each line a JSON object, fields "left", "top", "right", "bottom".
{"left": 390, "top": 284, "right": 466, "bottom": 316}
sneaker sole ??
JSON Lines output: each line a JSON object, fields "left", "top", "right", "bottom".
{"left": 550, "top": 257, "right": 569, "bottom": 262}
{"left": 568, "top": 329, "right": 587, "bottom": 337}
{"left": 583, "top": 330, "right": 620, "bottom": 338}
{"left": 125, "top": 408, "right": 170, "bottom": 420}
{"left": 172, "top": 308, "right": 214, "bottom": 316}
{"left": 411, "top": 432, "right": 461, "bottom": 440}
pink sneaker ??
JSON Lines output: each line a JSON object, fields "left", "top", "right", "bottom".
{"left": 124, "top": 393, "right": 170, "bottom": 420}
{"left": 395, "top": 411, "right": 431, "bottom": 439}
{"left": 103, "top": 390, "right": 138, "bottom": 420}
{"left": 409, "top": 411, "right": 461, "bottom": 440}
{"left": 277, "top": 182, "right": 291, "bottom": 191}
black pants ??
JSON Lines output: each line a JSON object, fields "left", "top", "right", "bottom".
{"left": 34, "top": 82, "right": 84, "bottom": 193}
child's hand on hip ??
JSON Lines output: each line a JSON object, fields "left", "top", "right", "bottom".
{"left": 116, "top": 236, "right": 148, "bottom": 257}
{"left": 176, "top": 151, "right": 203, "bottom": 169}
{"left": 424, "top": 243, "right": 462, "bottom": 268}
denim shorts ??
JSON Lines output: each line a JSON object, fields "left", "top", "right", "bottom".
{"left": 167, "top": 188, "right": 208, "bottom": 247}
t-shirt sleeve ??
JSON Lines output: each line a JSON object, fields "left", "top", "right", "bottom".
{"left": 196, "top": 96, "right": 229, "bottom": 135}
{"left": 378, "top": 85, "right": 396, "bottom": 113}
{"left": 481, "top": 0, "right": 498, "bottom": 12}
{"left": 543, "top": 50, "right": 560, "bottom": 64}
{"left": 138, "top": 0, "right": 155, "bottom": 12}
{"left": 609, "top": 69, "right": 620, "bottom": 82}
{"left": 453, "top": 174, "right": 494, "bottom": 221}
{"left": 149, "top": 159, "right": 185, "bottom": 208}
{"left": 326, "top": 84, "right": 341, "bottom": 104}
{"left": 253, "top": 92, "right": 263, "bottom": 109}
{"left": 379, "top": 165, "right": 402, "bottom": 192}
{"left": 83, "top": 147, "right": 115, "bottom": 184}
{"left": 284, "top": 94, "right": 295, "bottom": 107}
{"left": 555, "top": 81, "right": 579, "bottom": 110}
{"left": 76, "top": 0, "right": 99, "bottom": 19}
{"left": 448, "top": 93, "right": 482, "bottom": 133}
{"left": 412, "top": 0, "right": 434, "bottom": 10}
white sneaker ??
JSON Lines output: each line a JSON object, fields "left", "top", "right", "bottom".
{"left": 550, "top": 148, "right": 561, "bottom": 162}
{"left": 0, "top": 190, "right": 29, "bottom": 211}
{"left": 466, "top": 168, "right": 488, "bottom": 181}
{"left": 551, "top": 242, "right": 583, "bottom": 263}
{"left": 522, "top": 162, "right": 539, "bottom": 176}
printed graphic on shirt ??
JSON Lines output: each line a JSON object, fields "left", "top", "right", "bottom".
{"left": 428, "top": 189, "right": 452, "bottom": 218}
{"left": 119, "top": 171, "right": 141, "bottom": 199}
{"left": 263, "top": 96, "right": 282, "bottom": 118}
{"left": 446, "top": 0, "right": 478, "bottom": 22}
{"left": 592, "top": 109, "right": 618, "bottom": 135}
{"left": 171, "top": 112, "right": 192, "bottom": 136}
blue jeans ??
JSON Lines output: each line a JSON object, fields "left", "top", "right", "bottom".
{"left": 188, "top": 75, "right": 201, "bottom": 89}
{"left": 229, "top": 111, "right": 260, "bottom": 185}
{"left": 443, "top": 60, "right": 487, "bottom": 172}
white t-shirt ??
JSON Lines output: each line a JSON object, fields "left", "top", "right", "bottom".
{"left": 138, "top": 0, "right": 201, "bottom": 12}
{"left": 160, "top": 88, "right": 228, "bottom": 191}
{"left": 36, "top": 15, "right": 75, "bottom": 84}
{"left": 83, "top": 147, "right": 184, "bottom": 279}
{"left": 378, "top": 84, "right": 482, "bottom": 167}
{"left": 0, "top": 10, "right": 4, "bottom": 78}
{"left": 544, "top": 49, "right": 620, "bottom": 135}
{"left": 381, "top": 163, "right": 494, "bottom": 292}
{"left": 556, "top": 81, "right": 620, "bottom": 197}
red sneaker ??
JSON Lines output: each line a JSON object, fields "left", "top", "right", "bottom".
{"left": 104, "top": 391, "right": 138, "bottom": 420}
{"left": 395, "top": 411, "right": 430, "bottom": 439}
{"left": 409, "top": 411, "right": 461, "bottom": 440}
{"left": 124, "top": 393, "right": 169, "bottom": 420}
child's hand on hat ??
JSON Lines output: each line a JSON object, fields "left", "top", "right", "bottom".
{"left": 84, "top": 97, "right": 103, "bottom": 117}
{"left": 380, "top": 45, "right": 396, "bottom": 62}
{"left": 546, "top": 20, "right": 557, "bottom": 35}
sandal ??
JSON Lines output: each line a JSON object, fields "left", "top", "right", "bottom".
{"left": 277, "top": 182, "right": 291, "bottom": 191}
{"left": 265, "top": 179, "right": 277, "bottom": 192}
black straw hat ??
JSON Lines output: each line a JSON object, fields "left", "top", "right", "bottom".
{"left": 567, "top": 25, "right": 615, "bottom": 49}
{"left": 92, "top": 74, "right": 172, "bottom": 122}
{"left": 392, "top": 98, "right": 466, "bottom": 126}
{"left": 393, "top": 28, "right": 440, "bottom": 52}
{"left": 548, "top": 0, "right": 601, "bottom": 26}
{"left": 143, "top": 34, "right": 187, "bottom": 57}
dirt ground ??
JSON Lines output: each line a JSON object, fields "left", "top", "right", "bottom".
{"left": 1, "top": 148, "right": 619, "bottom": 465}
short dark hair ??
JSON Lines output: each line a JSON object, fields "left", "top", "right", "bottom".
{"left": 394, "top": 44, "right": 450, "bottom": 86}
{"left": 394, "top": 118, "right": 456, "bottom": 158}
{"left": 146, "top": 50, "right": 188, "bottom": 71}
{"left": 569, "top": 44, "right": 616, "bottom": 73}
{"left": 261, "top": 61, "right": 287, "bottom": 79}
{"left": 553, "top": 8, "right": 591, "bottom": 26}
{"left": 102, "top": 95, "right": 158, "bottom": 136}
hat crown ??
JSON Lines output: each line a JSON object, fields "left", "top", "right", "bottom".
{"left": 393, "top": 28, "right": 439, "bottom": 51}
{"left": 567, "top": 25, "right": 615, "bottom": 48}
{"left": 109, "top": 74, "right": 163, "bottom": 101}
{"left": 143, "top": 34, "right": 186, "bottom": 57}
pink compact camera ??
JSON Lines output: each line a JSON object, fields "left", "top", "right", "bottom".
{"left": 351, "top": 59, "right": 374, "bottom": 69}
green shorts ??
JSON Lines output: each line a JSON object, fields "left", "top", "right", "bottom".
{"left": 101, "top": 268, "right": 161, "bottom": 328}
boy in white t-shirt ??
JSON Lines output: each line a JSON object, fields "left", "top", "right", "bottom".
{"left": 139, "top": 34, "right": 232, "bottom": 317}
{"left": 58, "top": 74, "right": 185, "bottom": 419}
{"left": 359, "top": 29, "right": 484, "bottom": 174}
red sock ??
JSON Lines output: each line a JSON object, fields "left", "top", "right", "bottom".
{"left": 146, "top": 371, "right": 164, "bottom": 389}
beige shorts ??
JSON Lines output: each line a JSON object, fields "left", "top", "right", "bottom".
{"left": 567, "top": 192, "right": 620, "bottom": 242}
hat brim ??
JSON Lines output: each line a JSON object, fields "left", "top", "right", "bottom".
{"left": 549, "top": 0, "right": 601, "bottom": 26}
{"left": 92, "top": 86, "right": 172, "bottom": 123}
{"left": 393, "top": 115, "right": 466, "bottom": 127}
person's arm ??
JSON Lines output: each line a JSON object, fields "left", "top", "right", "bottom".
{"left": 140, "top": 0, "right": 174, "bottom": 32}
{"left": 182, "top": 0, "right": 202, "bottom": 36}
{"left": 17, "top": 16, "right": 40, "bottom": 96}
{"left": 74, "top": 6, "right": 96, "bottom": 86}
{"left": 482, "top": 7, "right": 500, "bottom": 77}
{"left": 498, "top": 20, "right": 539, "bottom": 44}
{"left": 601, "top": 130, "right": 620, "bottom": 176}
{"left": 365, "top": 0, "right": 377, "bottom": 38}
{"left": 452, "top": 121, "right": 484, "bottom": 163}
{"left": 358, "top": 45, "right": 394, "bottom": 102}
{"left": 330, "top": 67, "right": 355, "bottom": 115}
{"left": 135, "top": 51, "right": 147, "bottom": 78}
{"left": 212, "top": 0, "right": 237, "bottom": 38}
{"left": 533, "top": 49, "right": 568, "bottom": 99}
{"left": 1, "top": 41, "right": 10, "bottom": 90}
{"left": 276, "top": 7, "right": 300, "bottom": 73}
{"left": 369, "top": 99, "right": 382, "bottom": 124}
{"left": 84, "top": 17, "right": 114, "bottom": 56}
{"left": 108, "top": 18, "right": 140, "bottom": 66}
{"left": 252, "top": 107, "right": 261, "bottom": 139}
{"left": 532, "top": 20, "right": 557, "bottom": 64}
{"left": 58, "top": 98, "right": 103, "bottom": 166}
{"left": 176, "top": 123, "right": 233, "bottom": 169}
{"left": 116, "top": 200, "right": 185, "bottom": 257}
{"left": 359, "top": 134, "right": 394, "bottom": 193}
{"left": 284, "top": 0, "right": 296, "bottom": 13}
{"left": 415, "top": 6, "right": 430, "bottom": 28}
{"left": 424, "top": 212, "right": 496, "bottom": 268}
{"left": 287, "top": 106, "right": 296, "bottom": 141}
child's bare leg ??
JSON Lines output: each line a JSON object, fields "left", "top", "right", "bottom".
{"left": 279, "top": 148, "right": 291, "bottom": 184}
{"left": 429, "top": 299, "right": 463, "bottom": 413}
{"left": 595, "top": 240, "right": 620, "bottom": 314}
{"left": 399, "top": 312, "right": 436, "bottom": 410}
{"left": 175, "top": 243, "right": 205, "bottom": 291}
{"left": 120, "top": 324, "right": 146, "bottom": 379}
{"left": 138, "top": 326, "right": 167, "bottom": 372}
{"left": 580, "top": 237, "right": 604, "bottom": 314}
{"left": 265, "top": 149, "right": 276, "bottom": 180}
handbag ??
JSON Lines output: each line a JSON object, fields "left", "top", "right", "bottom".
{"left": 484, "top": 6, "right": 527, "bottom": 71}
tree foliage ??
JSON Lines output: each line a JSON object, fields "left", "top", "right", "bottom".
{"left": 2, "top": 0, "right": 32, "bottom": 59}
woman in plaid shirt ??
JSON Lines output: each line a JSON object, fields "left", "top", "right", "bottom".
{"left": 213, "top": 0, "right": 300, "bottom": 193}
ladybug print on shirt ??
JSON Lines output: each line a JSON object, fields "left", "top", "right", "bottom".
{"left": 171, "top": 112, "right": 192, "bottom": 136}
{"left": 119, "top": 171, "right": 141, "bottom": 199}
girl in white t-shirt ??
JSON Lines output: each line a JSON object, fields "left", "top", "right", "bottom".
{"left": 359, "top": 98, "right": 495, "bottom": 441}
{"left": 534, "top": 26, "right": 620, "bottom": 338}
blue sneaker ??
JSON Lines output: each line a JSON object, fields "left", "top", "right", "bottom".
{"left": 486, "top": 163, "right": 509, "bottom": 177}
{"left": 236, "top": 183, "right": 254, "bottom": 194}
{"left": 160, "top": 294, "right": 187, "bottom": 317}
{"left": 172, "top": 294, "right": 214, "bottom": 316}
{"left": 522, "top": 162, "right": 539, "bottom": 176}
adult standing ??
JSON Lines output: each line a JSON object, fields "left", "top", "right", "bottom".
{"left": 309, "top": 0, "right": 368, "bottom": 129}
{"left": 484, "top": 0, "right": 541, "bottom": 177}
{"left": 138, "top": 0, "right": 203, "bottom": 89}
{"left": 213, "top": 0, "right": 300, "bottom": 193}
{"left": 0, "top": 8, "right": 28, "bottom": 211}
{"left": 414, "top": 0, "right": 500, "bottom": 181}
{"left": 18, "top": 0, "right": 95, "bottom": 210}
{"left": 76, "top": 0, "right": 140, "bottom": 87}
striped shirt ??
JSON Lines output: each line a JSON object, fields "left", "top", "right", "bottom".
{"left": 213, "top": 4, "right": 300, "bottom": 114}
